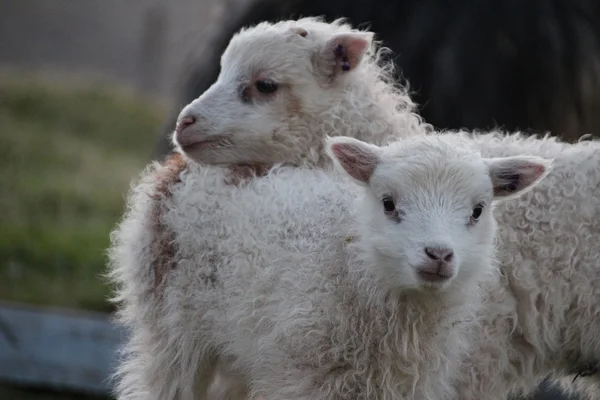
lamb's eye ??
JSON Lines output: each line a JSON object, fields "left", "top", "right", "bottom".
{"left": 382, "top": 196, "right": 396, "bottom": 213}
{"left": 471, "top": 203, "right": 484, "bottom": 221}
{"left": 255, "top": 79, "right": 279, "bottom": 94}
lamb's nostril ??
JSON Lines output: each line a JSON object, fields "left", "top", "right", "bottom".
{"left": 176, "top": 116, "right": 196, "bottom": 134}
{"left": 424, "top": 247, "right": 438, "bottom": 260}
{"left": 443, "top": 251, "right": 454, "bottom": 262}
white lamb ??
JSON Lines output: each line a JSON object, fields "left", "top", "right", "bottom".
{"left": 108, "top": 17, "right": 428, "bottom": 399}
{"left": 107, "top": 133, "right": 550, "bottom": 399}
{"left": 170, "top": 17, "right": 427, "bottom": 182}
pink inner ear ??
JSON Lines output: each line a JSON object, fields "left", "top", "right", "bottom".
{"left": 517, "top": 161, "right": 547, "bottom": 185}
{"left": 530, "top": 163, "right": 546, "bottom": 176}
{"left": 344, "top": 36, "right": 369, "bottom": 60}
{"left": 332, "top": 142, "right": 378, "bottom": 183}
{"left": 491, "top": 159, "right": 549, "bottom": 197}
{"left": 526, "top": 163, "right": 549, "bottom": 189}
{"left": 329, "top": 33, "right": 370, "bottom": 71}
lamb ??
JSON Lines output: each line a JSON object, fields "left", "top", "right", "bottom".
{"left": 170, "top": 17, "right": 428, "bottom": 182}
{"left": 107, "top": 132, "right": 550, "bottom": 399}
{"left": 108, "top": 17, "right": 428, "bottom": 398}
{"left": 399, "top": 131, "right": 600, "bottom": 400}
{"left": 108, "top": 17, "right": 428, "bottom": 399}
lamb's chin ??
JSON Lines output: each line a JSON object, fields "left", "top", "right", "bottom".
{"left": 417, "top": 279, "right": 454, "bottom": 292}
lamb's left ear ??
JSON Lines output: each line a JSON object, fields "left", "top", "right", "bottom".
{"left": 485, "top": 155, "right": 553, "bottom": 200}
{"left": 326, "top": 136, "right": 382, "bottom": 186}
{"left": 316, "top": 32, "right": 373, "bottom": 81}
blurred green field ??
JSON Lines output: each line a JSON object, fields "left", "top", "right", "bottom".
{"left": 0, "top": 72, "right": 167, "bottom": 313}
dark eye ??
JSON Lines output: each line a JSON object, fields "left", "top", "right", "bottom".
{"left": 255, "top": 79, "right": 279, "bottom": 94}
{"left": 382, "top": 196, "right": 396, "bottom": 213}
{"left": 471, "top": 203, "right": 484, "bottom": 221}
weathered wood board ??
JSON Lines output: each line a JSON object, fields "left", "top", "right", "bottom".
{"left": 0, "top": 301, "right": 125, "bottom": 395}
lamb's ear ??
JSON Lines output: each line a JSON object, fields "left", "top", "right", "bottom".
{"left": 485, "top": 155, "right": 553, "bottom": 200}
{"left": 316, "top": 32, "right": 373, "bottom": 80}
{"left": 326, "top": 136, "right": 382, "bottom": 186}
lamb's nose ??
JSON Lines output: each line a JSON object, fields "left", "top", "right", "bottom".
{"left": 175, "top": 116, "right": 196, "bottom": 135}
{"left": 424, "top": 246, "right": 454, "bottom": 263}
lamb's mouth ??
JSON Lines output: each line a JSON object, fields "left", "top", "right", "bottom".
{"left": 414, "top": 267, "right": 454, "bottom": 288}
{"left": 417, "top": 271, "right": 452, "bottom": 283}
{"left": 181, "top": 136, "right": 232, "bottom": 152}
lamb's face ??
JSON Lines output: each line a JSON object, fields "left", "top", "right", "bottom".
{"left": 360, "top": 150, "right": 497, "bottom": 291}
{"left": 173, "top": 18, "right": 373, "bottom": 167}
{"left": 327, "top": 135, "right": 552, "bottom": 293}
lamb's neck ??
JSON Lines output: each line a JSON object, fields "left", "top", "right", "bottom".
{"left": 359, "top": 275, "right": 481, "bottom": 333}
{"left": 399, "top": 285, "right": 479, "bottom": 318}
{"left": 360, "top": 285, "right": 479, "bottom": 356}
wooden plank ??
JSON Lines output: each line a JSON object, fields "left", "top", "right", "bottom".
{"left": 0, "top": 301, "right": 125, "bottom": 395}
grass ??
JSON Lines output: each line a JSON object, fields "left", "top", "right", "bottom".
{"left": 0, "top": 72, "right": 167, "bottom": 312}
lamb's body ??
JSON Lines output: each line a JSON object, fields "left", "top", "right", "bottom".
{"left": 109, "top": 161, "right": 482, "bottom": 400}
{"left": 419, "top": 131, "right": 600, "bottom": 399}
{"left": 108, "top": 133, "right": 552, "bottom": 400}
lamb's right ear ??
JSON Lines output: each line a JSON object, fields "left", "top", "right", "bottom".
{"left": 315, "top": 32, "right": 373, "bottom": 81}
{"left": 485, "top": 155, "right": 553, "bottom": 201}
{"left": 326, "top": 136, "right": 382, "bottom": 186}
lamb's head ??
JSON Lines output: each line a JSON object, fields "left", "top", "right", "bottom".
{"left": 327, "top": 135, "right": 552, "bottom": 292}
{"left": 173, "top": 17, "right": 386, "bottom": 168}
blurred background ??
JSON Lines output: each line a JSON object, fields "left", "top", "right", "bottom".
{"left": 1, "top": 0, "right": 597, "bottom": 399}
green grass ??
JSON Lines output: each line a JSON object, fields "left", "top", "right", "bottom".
{"left": 0, "top": 72, "right": 166, "bottom": 312}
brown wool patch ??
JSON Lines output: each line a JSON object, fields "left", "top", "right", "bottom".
{"left": 149, "top": 152, "right": 188, "bottom": 292}
{"left": 225, "top": 163, "right": 270, "bottom": 186}
{"left": 286, "top": 90, "right": 303, "bottom": 116}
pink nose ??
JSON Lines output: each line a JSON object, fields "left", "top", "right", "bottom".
{"left": 176, "top": 115, "right": 196, "bottom": 135}
{"left": 417, "top": 246, "right": 455, "bottom": 282}
{"left": 424, "top": 246, "right": 454, "bottom": 263}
